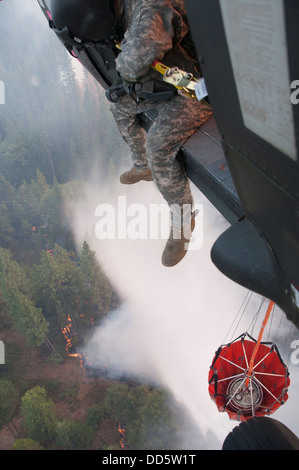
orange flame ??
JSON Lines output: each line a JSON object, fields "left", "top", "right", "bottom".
{"left": 61, "top": 315, "right": 85, "bottom": 370}
{"left": 118, "top": 424, "right": 127, "bottom": 449}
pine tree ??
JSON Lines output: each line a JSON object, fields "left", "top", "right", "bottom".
{"left": 0, "top": 248, "right": 49, "bottom": 347}
{"left": 79, "top": 241, "right": 119, "bottom": 321}
{"left": 21, "top": 386, "right": 57, "bottom": 444}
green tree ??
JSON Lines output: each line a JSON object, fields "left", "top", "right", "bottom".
{"left": 102, "top": 383, "right": 129, "bottom": 422}
{"left": 69, "top": 422, "right": 95, "bottom": 449}
{"left": 41, "top": 180, "right": 64, "bottom": 245}
{"left": 139, "top": 389, "right": 180, "bottom": 450}
{"left": 0, "top": 379, "right": 19, "bottom": 426}
{"left": 32, "top": 242, "right": 118, "bottom": 341}
{"left": 0, "top": 248, "right": 49, "bottom": 347}
{"left": 0, "top": 203, "right": 15, "bottom": 247}
{"left": 101, "top": 384, "right": 182, "bottom": 450}
{"left": 17, "top": 170, "right": 50, "bottom": 225}
{"left": 33, "top": 244, "right": 82, "bottom": 329}
{"left": 124, "top": 385, "right": 152, "bottom": 448}
{"left": 12, "top": 438, "right": 44, "bottom": 450}
{"left": 0, "top": 173, "right": 15, "bottom": 203}
{"left": 0, "top": 173, "right": 16, "bottom": 247}
{"left": 79, "top": 241, "right": 119, "bottom": 322}
{"left": 21, "top": 386, "right": 57, "bottom": 444}
{"left": 86, "top": 404, "right": 105, "bottom": 430}
{"left": 55, "top": 420, "right": 74, "bottom": 448}
{"left": 56, "top": 420, "right": 95, "bottom": 449}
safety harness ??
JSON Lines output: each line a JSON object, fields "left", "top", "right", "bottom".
{"left": 106, "top": 45, "right": 208, "bottom": 103}
{"left": 47, "top": 3, "right": 208, "bottom": 104}
{"left": 151, "top": 60, "right": 208, "bottom": 102}
{"left": 106, "top": 77, "right": 176, "bottom": 103}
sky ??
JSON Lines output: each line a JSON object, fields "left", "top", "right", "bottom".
{"left": 3, "top": 0, "right": 299, "bottom": 450}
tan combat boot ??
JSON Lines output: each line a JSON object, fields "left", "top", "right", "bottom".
{"left": 162, "top": 210, "right": 196, "bottom": 267}
{"left": 120, "top": 167, "right": 153, "bottom": 184}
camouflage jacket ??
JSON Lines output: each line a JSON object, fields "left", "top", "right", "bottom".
{"left": 116, "top": 0, "right": 199, "bottom": 83}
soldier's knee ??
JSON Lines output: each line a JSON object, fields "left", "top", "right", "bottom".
{"left": 145, "top": 129, "right": 166, "bottom": 159}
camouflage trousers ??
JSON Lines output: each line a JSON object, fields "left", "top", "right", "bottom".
{"left": 111, "top": 92, "right": 212, "bottom": 209}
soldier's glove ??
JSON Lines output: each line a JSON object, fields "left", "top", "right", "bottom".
{"left": 105, "top": 75, "right": 126, "bottom": 103}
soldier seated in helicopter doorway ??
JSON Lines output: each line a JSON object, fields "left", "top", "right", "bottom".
{"left": 50, "top": 0, "right": 212, "bottom": 267}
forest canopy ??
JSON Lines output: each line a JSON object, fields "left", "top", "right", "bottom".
{"left": 0, "top": 1, "right": 124, "bottom": 350}
{"left": 0, "top": 1, "right": 126, "bottom": 188}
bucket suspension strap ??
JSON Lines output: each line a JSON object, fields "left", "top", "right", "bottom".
{"left": 245, "top": 300, "right": 275, "bottom": 388}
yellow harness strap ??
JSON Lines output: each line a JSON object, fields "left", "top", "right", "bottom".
{"left": 115, "top": 42, "right": 206, "bottom": 101}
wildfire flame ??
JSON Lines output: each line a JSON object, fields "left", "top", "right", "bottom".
{"left": 61, "top": 316, "right": 109, "bottom": 375}
{"left": 61, "top": 316, "right": 73, "bottom": 353}
{"left": 61, "top": 315, "right": 84, "bottom": 368}
{"left": 118, "top": 424, "right": 127, "bottom": 449}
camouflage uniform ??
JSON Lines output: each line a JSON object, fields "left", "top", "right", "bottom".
{"left": 111, "top": 0, "right": 212, "bottom": 209}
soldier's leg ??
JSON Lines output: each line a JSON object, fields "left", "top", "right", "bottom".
{"left": 146, "top": 96, "right": 212, "bottom": 207}
{"left": 145, "top": 96, "right": 212, "bottom": 266}
{"left": 110, "top": 94, "right": 148, "bottom": 169}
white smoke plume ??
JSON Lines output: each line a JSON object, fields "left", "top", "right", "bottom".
{"left": 66, "top": 153, "right": 299, "bottom": 451}
{"left": 67, "top": 174, "right": 261, "bottom": 448}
